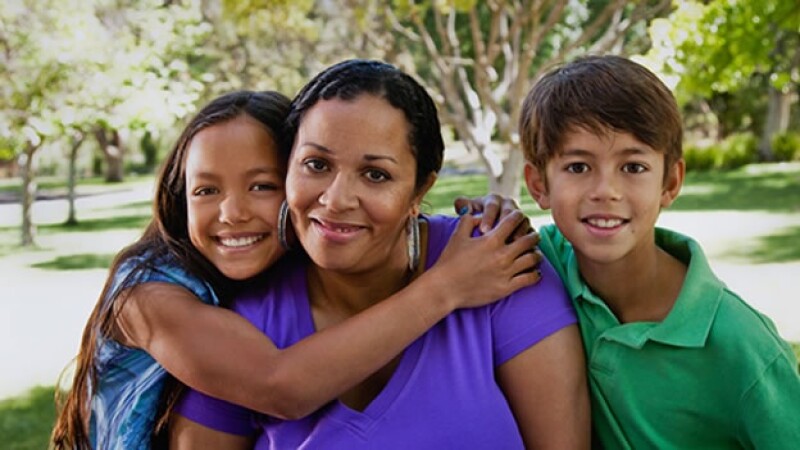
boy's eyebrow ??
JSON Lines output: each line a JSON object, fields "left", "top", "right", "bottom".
{"left": 299, "top": 141, "right": 399, "bottom": 164}
{"left": 560, "top": 146, "right": 652, "bottom": 157}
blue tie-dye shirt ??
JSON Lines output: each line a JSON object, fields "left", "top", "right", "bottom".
{"left": 89, "top": 253, "right": 220, "bottom": 449}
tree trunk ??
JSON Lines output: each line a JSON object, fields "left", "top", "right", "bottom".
{"left": 95, "top": 128, "right": 125, "bottom": 182}
{"left": 486, "top": 143, "right": 524, "bottom": 201}
{"left": 65, "top": 133, "right": 85, "bottom": 226}
{"left": 19, "top": 142, "right": 39, "bottom": 247}
{"left": 759, "top": 85, "right": 793, "bottom": 161}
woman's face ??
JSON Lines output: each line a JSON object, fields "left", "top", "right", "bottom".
{"left": 286, "top": 94, "right": 428, "bottom": 274}
{"left": 184, "top": 115, "right": 286, "bottom": 280}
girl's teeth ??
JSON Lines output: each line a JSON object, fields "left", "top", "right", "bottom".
{"left": 220, "top": 235, "right": 263, "bottom": 247}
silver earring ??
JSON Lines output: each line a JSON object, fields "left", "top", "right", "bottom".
{"left": 278, "top": 200, "right": 292, "bottom": 251}
{"left": 407, "top": 215, "right": 420, "bottom": 273}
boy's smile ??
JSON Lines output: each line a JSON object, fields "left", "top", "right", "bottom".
{"left": 526, "top": 127, "right": 683, "bottom": 270}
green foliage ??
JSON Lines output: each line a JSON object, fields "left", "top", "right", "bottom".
{"left": 684, "top": 133, "right": 758, "bottom": 172}
{"left": 683, "top": 144, "right": 717, "bottom": 172}
{"left": 0, "top": 386, "right": 56, "bottom": 450}
{"left": 31, "top": 253, "right": 115, "bottom": 270}
{"left": 771, "top": 132, "right": 800, "bottom": 162}
{"left": 717, "top": 132, "right": 758, "bottom": 169}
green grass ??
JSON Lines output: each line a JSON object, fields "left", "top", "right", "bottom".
{"left": 673, "top": 164, "right": 800, "bottom": 212}
{"left": 31, "top": 253, "right": 116, "bottom": 270}
{"left": 0, "top": 386, "right": 56, "bottom": 450}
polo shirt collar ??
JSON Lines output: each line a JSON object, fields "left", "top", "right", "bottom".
{"left": 563, "top": 227, "right": 724, "bottom": 348}
{"left": 646, "top": 228, "right": 724, "bottom": 347}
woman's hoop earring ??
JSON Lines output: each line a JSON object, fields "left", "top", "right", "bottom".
{"left": 278, "top": 200, "right": 292, "bottom": 251}
{"left": 407, "top": 215, "right": 420, "bottom": 273}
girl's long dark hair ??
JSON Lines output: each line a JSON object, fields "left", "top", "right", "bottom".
{"left": 50, "top": 90, "right": 291, "bottom": 449}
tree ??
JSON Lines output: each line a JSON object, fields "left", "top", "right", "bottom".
{"left": 645, "top": 0, "right": 800, "bottom": 160}
{"left": 0, "top": 0, "right": 208, "bottom": 244}
{"left": 341, "top": 0, "right": 674, "bottom": 196}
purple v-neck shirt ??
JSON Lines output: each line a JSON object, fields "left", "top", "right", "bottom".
{"left": 175, "top": 215, "right": 576, "bottom": 449}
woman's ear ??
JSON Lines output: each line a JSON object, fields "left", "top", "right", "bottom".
{"left": 661, "top": 158, "right": 685, "bottom": 208}
{"left": 411, "top": 173, "right": 437, "bottom": 215}
{"left": 524, "top": 162, "right": 551, "bottom": 210}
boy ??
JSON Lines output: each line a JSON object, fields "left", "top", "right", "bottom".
{"left": 520, "top": 55, "right": 800, "bottom": 448}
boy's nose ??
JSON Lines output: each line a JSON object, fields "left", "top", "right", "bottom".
{"left": 589, "top": 173, "right": 622, "bottom": 202}
{"left": 318, "top": 173, "right": 359, "bottom": 212}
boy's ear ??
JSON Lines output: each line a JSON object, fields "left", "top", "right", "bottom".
{"left": 660, "top": 158, "right": 685, "bottom": 208}
{"left": 524, "top": 162, "right": 551, "bottom": 210}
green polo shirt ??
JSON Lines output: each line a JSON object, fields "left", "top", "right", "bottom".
{"left": 539, "top": 225, "right": 800, "bottom": 449}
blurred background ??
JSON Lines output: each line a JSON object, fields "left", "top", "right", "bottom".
{"left": 1, "top": 0, "right": 799, "bottom": 447}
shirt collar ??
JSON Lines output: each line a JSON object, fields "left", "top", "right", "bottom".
{"left": 562, "top": 227, "right": 724, "bottom": 348}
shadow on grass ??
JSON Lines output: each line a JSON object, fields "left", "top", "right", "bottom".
{"left": 0, "top": 386, "right": 55, "bottom": 450}
{"left": 672, "top": 168, "right": 800, "bottom": 212}
{"left": 31, "top": 253, "right": 116, "bottom": 270}
{"left": 37, "top": 215, "right": 149, "bottom": 234}
{"left": 722, "top": 225, "right": 800, "bottom": 264}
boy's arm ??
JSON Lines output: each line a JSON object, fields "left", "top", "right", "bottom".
{"left": 497, "top": 324, "right": 591, "bottom": 449}
{"left": 116, "top": 211, "right": 541, "bottom": 420}
{"left": 740, "top": 352, "right": 800, "bottom": 447}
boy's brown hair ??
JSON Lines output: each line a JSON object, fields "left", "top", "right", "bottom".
{"left": 519, "top": 55, "right": 683, "bottom": 179}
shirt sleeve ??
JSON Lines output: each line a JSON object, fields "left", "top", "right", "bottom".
{"left": 173, "top": 388, "right": 259, "bottom": 436}
{"left": 491, "top": 255, "right": 577, "bottom": 366}
{"left": 492, "top": 253, "right": 578, "bottom": 366}
{"left": 739, "top": 351, "right": 800, "bottom": 447}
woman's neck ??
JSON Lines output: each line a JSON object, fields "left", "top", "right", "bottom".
{"left": 306, "top": 222, "right": 428, "bottom": 330}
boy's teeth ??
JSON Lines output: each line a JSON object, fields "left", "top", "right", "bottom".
{"left": 220, "top": 235, "right": 262, "bottom": 247}
{"left": 588, "top": 218, "right": 623, "bottom": 228}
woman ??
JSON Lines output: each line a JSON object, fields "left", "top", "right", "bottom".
{"left": 172, "top": 60, "right": 589, "bottom": 449}
{"left": 51, "top": 90, "right": 541, "bottom": 449}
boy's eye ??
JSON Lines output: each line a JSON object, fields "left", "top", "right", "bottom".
{"left": 364, "top": 169, "right": 390, "bottom": 183}
{"left": 303, "top": 158, "right": 328, "bottom": 173}
{"left": 565, "top": 162, "right": 589, "bottom": 174}
{"left": 193, "top": 186, "right": 218, "bottom": 196}
{"left": 622, "top": 163, "right": 647, "bottom": 174}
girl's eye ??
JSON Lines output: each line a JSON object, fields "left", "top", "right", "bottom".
{"left": 303, "top": 158, "right": 328, "bottom": 173}
{"left": 252, "top": 182, "right": 279, "bottom": 192}
{"left": 193, "top": 186, "right": 218, "bottom": 196}
{"left": 364, "top": 169, "right": 390, "bottom": 183}
{"left": 622, "top": 163, "right": 647, "bottom": 174}
{"left": 565, "top": 162, "right": 589, "bottom": 174}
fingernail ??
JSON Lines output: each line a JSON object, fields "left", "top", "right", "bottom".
{"left": 458, "top": 206, "right": 469, "bottom": 216}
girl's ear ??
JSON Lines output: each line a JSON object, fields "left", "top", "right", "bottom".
{"left": 661, "top": 158, "right": 685, "bottom": 208}
{"left": 524, "top": 162, "right": 551, "bottom": 210}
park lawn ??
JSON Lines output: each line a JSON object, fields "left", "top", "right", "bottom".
{"left": 0, "top": 386, "right": 56, "bottom": 450}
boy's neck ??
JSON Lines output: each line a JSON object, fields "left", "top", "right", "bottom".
{"left": 577, "top": 243, "right": 686, "bottom": 324}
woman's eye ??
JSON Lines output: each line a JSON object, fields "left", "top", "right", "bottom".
{"left": 303, "top": 158, "right": 328, "bottom": 173}
{"left": 565, "top": 163, "right": 589, "bottom": 174}
{"left": 622, "top": 163, "right": 647, "bottom": 174}
{"left": 364, "top": 169, "right": 390, "bottom": 183}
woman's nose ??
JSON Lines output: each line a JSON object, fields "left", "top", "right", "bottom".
{"left": 318, "top": 173, "right": 359, "bottom": 212}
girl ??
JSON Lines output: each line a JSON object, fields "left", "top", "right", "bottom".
{"left": 51, "top": 90, "right": 541, "bottom": 449}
